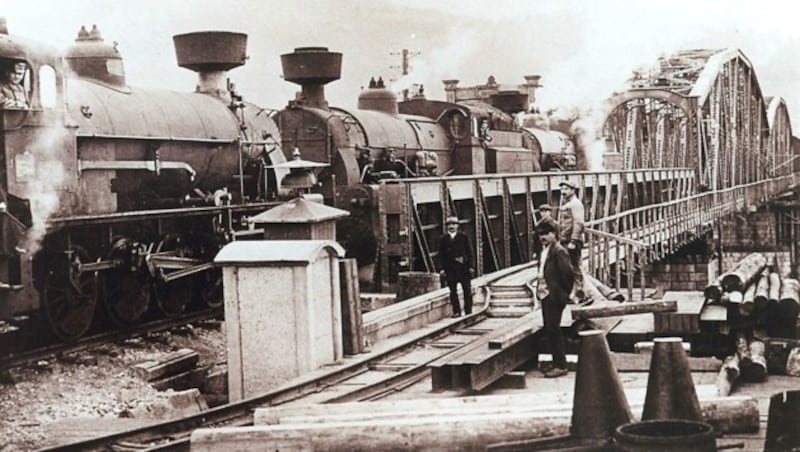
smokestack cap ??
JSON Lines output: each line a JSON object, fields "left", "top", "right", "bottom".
{"left": 174, "top": 31, "right": 247, "bottom": 72}
{"left": 281, "top": 47, "right": 342, "bottom": 85}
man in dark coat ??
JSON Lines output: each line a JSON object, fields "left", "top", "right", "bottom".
{"left": 439, "top": 215, "right": 473, "bottom": 317}
{"left": 534, "top": 218, "right": 575, "bottom": 378}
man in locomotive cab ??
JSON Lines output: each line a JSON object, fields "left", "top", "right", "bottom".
{"left": 374, "top": 148, "right": 408, "bottom": 178}
{"left": 0, "top": 60, "right": 30, "bottom": 110}
{"left": 357, "top": 148, "right": 379, "bottom": 184}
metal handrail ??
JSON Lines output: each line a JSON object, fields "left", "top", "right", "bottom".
{"left": 583, "top": 174, "right": 797, "bottom": 300}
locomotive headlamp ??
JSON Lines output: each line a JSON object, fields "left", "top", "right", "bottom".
{"left": 266, "top": 148, "right": 328, "bottom": 193}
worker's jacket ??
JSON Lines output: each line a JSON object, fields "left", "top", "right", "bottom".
{"left": 559, "top": 196, "right": 585, "bottom": 243}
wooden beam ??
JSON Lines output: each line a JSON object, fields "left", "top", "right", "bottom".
{"left": 571, "top": 300, "right": 677, "bottom": 320}
{"left": 250, "top": 393, "right": 757, "bottom": 436}
{"left": 611, "top": 352, "right": 720, "bottom": 372}
{"left": 132, "top": 348, "right": 199, "bottom": 382}
{"left": 192, "top": 412, "right": 572, "bottom": 452}
{"left": 429, "top": 311, "right": 541, "bottom": 391}
{"left": 339, "top": 258, "right": 364, "bottom": 355}
{"left": 464, "top": 334, "right": 539, "bottom": 391}
{"left": 488, "top": 324, "right": 534, "bottom": 349}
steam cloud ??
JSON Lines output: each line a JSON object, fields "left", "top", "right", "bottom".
{"left": 19, "top": 126, "right": 70, "bottom": 254}
{"left": 389, "top": 28, "right": 481, "bottom": 101}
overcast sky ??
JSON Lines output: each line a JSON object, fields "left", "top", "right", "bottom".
{"left": 3, "top": 0, "right": 799, "bottom": 129}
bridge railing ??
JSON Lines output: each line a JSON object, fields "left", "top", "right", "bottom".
{"left": 584, "top": 174, "right": 797, "bottom": 300}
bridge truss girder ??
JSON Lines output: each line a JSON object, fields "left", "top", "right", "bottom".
{"left": 603, "top": 49, "right": 793, "bottom": 192}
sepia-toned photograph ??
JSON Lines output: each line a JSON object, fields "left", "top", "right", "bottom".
{"left": 1, "top": 0, "right": 799, "bottom": 450}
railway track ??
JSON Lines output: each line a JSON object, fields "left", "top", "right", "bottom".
{"left": 42, "top": 266, "right": 538, "bottom": 452}
{"left": 0, "top": 309, "right": 221, "bottom": 372}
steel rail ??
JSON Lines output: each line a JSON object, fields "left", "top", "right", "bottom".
{"left": 1, "top": 310, "right": 220, "bottom": 372}
{"left": 40, "top": 309, "right": 514, "bottom": 451}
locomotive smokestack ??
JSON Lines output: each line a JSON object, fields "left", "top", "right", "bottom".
{"left": 524, "top": 74, "right": 542, "bottom": 107}
{"left": 0, "top": 17, "right": 7, "bottom": 35}
{"left": 281, "top": 47, "right": 342, "bottom": 110}
{"left": 173, "top": 31, "right": 247, "bottom": 102}
{"left": 443, "top": 79, "right": 460, "bottom": 103}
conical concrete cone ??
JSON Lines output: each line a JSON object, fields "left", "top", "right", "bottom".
{"left": 570, "top": 329, "right": 633, "bottom": 439}
{"left": 642, "top": 337, "right": 703, "bottom": 421}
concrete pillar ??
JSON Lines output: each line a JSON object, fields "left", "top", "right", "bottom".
{"left": 214, "top": 240, "right": 345, "bottom": 402}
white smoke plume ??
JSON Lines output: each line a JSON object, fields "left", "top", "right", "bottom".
{"left": 389, "top": 27, "right": 481, "bottom": 100}
{"left": 531, "top": 3, "right": 719, "bottom": 171}
{"left": 19, "top": 126, "right": 70, "bottom": 254}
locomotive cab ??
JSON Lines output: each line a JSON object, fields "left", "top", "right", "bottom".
{"left": 0, "top": 20, "right": 79, "bottom": 322}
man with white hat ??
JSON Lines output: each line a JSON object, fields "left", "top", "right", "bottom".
{"left": 439, "top": 215, "right": 473, "bottom": 317}
{"left": 558, "top": 180, "right": 586, "bottom": 301}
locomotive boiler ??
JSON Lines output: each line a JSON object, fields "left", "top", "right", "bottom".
{"left": 0, "top": 23, "right": 288, "bottom": 341}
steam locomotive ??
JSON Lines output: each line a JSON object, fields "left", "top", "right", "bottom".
{"left": 0, "top": 22, "right": 581, "bottom": 341}
{"left": 277, "top": 47, "right": 582, "bottom": 290}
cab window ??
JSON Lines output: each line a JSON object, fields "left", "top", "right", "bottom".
{"left": 38, "top": 65, "right": 57, "bottom": 108}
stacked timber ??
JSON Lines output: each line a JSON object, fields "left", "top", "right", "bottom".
{"left": 707, "top": 252, "right": 800, "bottom": 395}
{"left": 716, "top": 332, "right": 769, "bottom": 396}
{"left": 705, "top": 252, "right": 799, "bottom": 336}
{"left": 132, "top": 348, "right": 207, "bottom": 392}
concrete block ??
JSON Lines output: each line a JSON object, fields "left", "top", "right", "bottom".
{"left": 218, "top": 241, "right": 344, "bottom": 402}
{"left": 123, "top": 388, "right": 208, "bottom": 420}
{"left": 360, "top": 293, "right": 396, "bottom": 312}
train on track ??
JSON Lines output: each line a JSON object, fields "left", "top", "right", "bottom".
{"left": 0, "top": 22, "right": 584, "bottom": 341}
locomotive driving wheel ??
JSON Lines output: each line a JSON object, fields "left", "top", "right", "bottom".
{"left": 40, "top": 247, "right": 98, "bottom": 342}
{"left": 152, "top": 234, "right": 191, "bottom": 318}
{"left": 102, "top": 238, "right": 151, "bottom": 327}
{"left": 195, "top": 268, "right": 223, "bottom": 309}
{"left": 152, "top": 276, "right": 192, "bottom": 317}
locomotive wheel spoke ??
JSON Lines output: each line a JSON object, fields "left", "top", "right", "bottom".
{"left": 152, "top": 234, "right": 191, "bottom": 317}
{"left": 153, "top": 276, "right": 191, "bottom": 318}
{"left": 103, "top": 270, "right": 152, "bottom": 327}
{"left": 41, "top": 247, "right": 97, "bottom": 342}
{"left": 102, "top": 238, "right": 151, "bottom": 327}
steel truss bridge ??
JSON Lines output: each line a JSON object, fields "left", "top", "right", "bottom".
{"left": 371, "top": 48, "right": 799, "bottom": 294}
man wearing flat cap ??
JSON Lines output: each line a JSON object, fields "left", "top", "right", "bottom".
{"left": 531, "top": 203, "right": 554, "bottom": 261}
{"left": 538, "top": 204, "right": 553, "bottom": 221}
{"left": 0, "top": 61, "right": 29, "bottom": 109}
{"left": 439, "top": 215, "right": 473, "bottom": 317}
{"left": 534, "top": 218, "right": 574, "bottom": 378}
{"left": 558, "top": 180, "right": 586, "bottom": 300}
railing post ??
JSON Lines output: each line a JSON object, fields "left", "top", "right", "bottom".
{"left": 639, "top": 250, "right": 646, "bottom": 301}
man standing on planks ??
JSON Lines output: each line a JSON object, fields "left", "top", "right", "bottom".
{"left": 439, "top": 216, "right": 474, "bottom": 318}
{"left": 558, "top": 180, "right": 586, "bottom": 302}
{"left": 534, "top": 219, "right": 575, "bottom": 378}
